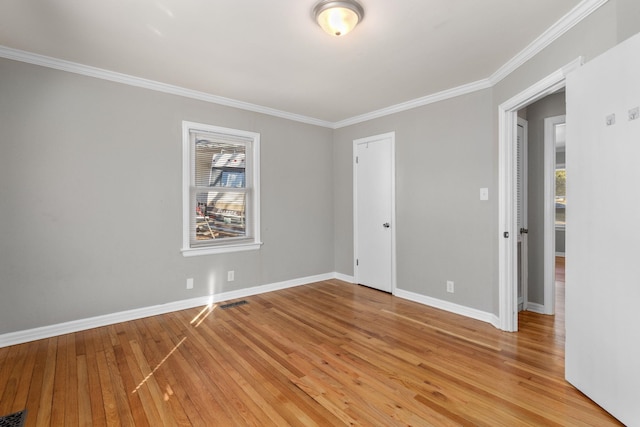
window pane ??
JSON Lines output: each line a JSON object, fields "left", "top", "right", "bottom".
{"left": 195, "top": 139, "right": 246, "bottom": 188}
{"left": 555, "top": 168, "right": 566, "bottom": 226}
{"left": 194, "top": 191, "right": 246, "bottom": 242}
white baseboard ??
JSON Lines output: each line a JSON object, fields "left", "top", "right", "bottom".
{"left": 0, "top": 272, "right": 337, "bottom": 348}
{"left": 525, "top": 302, "right": 547, "bottom": 314}
{"left": 334, "top": 272, "right": 355, "bottom": 283}
{"left": 555, "top": 252, "right": 565, "bottom": 257}
{"left": 394, "top": 288, "right": 499, "bottom": 328}
{"left": 1, "top": 273, "right": 505, "bottom": 347}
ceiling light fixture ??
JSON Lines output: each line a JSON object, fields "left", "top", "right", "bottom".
{"left": 313, "top": 0, "right": 364, "bottom": 37}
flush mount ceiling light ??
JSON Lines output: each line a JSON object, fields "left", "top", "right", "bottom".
{"left": 313, "top": 0, "right": 364, "bottom": 37}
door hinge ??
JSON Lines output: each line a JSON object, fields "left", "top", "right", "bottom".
{"left": 504, "top": 231, "right": 510, "bottom": 238}
{"left": 356, "top": 259, "right": 359, "bottom": 266}
{"left": 355, "top": 156, "right": 359, "bottom": 164}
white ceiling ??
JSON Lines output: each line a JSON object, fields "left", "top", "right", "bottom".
{"left": 0, "top": 0, "right": 585, "bottom": 124}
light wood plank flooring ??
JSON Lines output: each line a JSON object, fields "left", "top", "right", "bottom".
{"left": 0, "top": 271, "right": 622, "bottom": 425}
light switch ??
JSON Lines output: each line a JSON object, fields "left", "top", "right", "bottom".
{"left": 480, "top": 188, "right": 489, "bottom": 201}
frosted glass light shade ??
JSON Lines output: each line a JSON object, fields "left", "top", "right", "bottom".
{"left": 314, "top": 1, "right": 364, "bottom": 37}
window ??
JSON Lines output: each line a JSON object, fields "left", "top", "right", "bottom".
{"left": 182, "top": 121, "right": 261, "bottom": 256}
{"left": 555, "top": 122, "right": 566, "bottom": 229}
{"left": 555, "top": 167, "right": 566, "bottom": 227}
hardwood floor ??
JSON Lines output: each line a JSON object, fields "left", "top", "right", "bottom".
{"left": 0, "top": 272, "right": 622, "bottom": 425}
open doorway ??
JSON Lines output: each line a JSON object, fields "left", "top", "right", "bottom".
{"left": 516, "top": 96, "right": 566, "bottom": 316}
{"left": 497, "top": 57, "right": 581, "bottom": 332}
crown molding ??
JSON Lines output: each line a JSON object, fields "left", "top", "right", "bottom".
{"left": 0, "top": 46, "right": 333, "bottom": 129}
{"left": 0, "top": 0, "right": 608, "bottom": 129}
{"left": 489, "top": 0, "right": 609, "bottom": 85}
{"left": 331, "top": 79, "right": 492, "bottom": 129}
{"left": 333, "top": 0, "right": 607, "bottom": 128}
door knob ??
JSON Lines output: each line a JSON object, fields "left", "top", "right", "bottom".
{"left": 383, "top": 222, "right": 390, "bottom": 228}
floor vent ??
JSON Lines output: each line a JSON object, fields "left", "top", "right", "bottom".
{"left": 220, "top": 300, "right": 248, "bottom": 310}
{"left": 0, "top": 410, "right": 27, "bottom": 427}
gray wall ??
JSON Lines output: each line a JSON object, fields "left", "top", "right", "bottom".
{"left": 2, "top": 0, "right": 640, "bottom": 335}
{"left": 335, "top": 0, "right": 639, "bottom": 317}
{"left": 523, "top": 92, "right": 566, "bottom": 305}
{"left": 617, "top": 0, "right": 640, "bottom": 42}
{"left": 0, "top": 58, "right": 334, "bottom": 334}
{"left": 334, "top": 91, "right": 495, "bottom": 312}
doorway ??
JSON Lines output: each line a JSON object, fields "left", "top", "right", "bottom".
{"left": 515, "top": 99, "right": 566, "bottom": 318}
{"left": 498, "top": 58, "right": 581, "bottom": 331}
{"left": 353, "top": 132, "right": 396, "bottom": 293}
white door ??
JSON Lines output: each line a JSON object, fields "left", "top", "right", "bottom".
{"left": 565, "top": 33, "right": 640, "bottom": 425}
{"left": 354, "top": 132, "right": 395, "bottom": 293}
{"left": 516, "top": 118, "right": 528, "bottom": 311}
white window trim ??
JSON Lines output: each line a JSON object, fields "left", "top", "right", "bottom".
{"left": 181, "top": 121, "right": 262, "bottom": 257}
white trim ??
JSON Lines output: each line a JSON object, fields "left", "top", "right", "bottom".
{"left": 517, "top": 117, "right": 529, "bottom": 312}
{"left": 1, "top": 272, "right": 507, "bottom": 348}
{"left": 0, "top": 272, "right": 340, "bottom": 348}
{"left": 489, "top": 0, "right": 609, "bottom": 85}
{"left": 555, "top": 252, "right": 566, "bottom": 257}
{"left": 498, "top": 59, "right": 581, "bottom": 332}
{"left": 181, "top": 242, "right": 263, "bottom": 256}
{"left": 394, "top": 289, "right": 500, "bottom": 329}
{"left": 544, "top": 115, "right": 566, "bottom": 315}
{"left": 0, "top": 46, "right": 333, "bottom": 129}
{"left": 333, "top": 80, "right": 491, "bottom": 128}
{"left": 526, "top": 302, "right": 546, "bottom": 315}
{"left": 353, "top": 132, "right": 397, "bottom": 294}
{"left": 498, "top": 105, "right": 518, "bottom": 332}
{"left": 338, "top": 0, "right": 606, "bottom": 129}
{"left": 0, "top": 1, "right": 607, "bottom": 130}
{"left": 334, "top": 272, "right": 355, "bottom": 283}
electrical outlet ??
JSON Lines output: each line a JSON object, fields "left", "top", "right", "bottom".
{"left": 480, "top": 188, "right": 489, "bottom": 201}
{"left": 186, "top": 278, "right": 194, "bottom": 290}
{"left": 227, "top": 270, "right": 235, "bottom": 282}
{"left": 446, "top": 280, "right": 454, "bottom": 293}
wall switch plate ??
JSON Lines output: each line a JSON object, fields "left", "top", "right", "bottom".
{"left": 186, "top": 278, "right": 194, "bottom": 289}
{"left": 480, "top": 188, "right": 489, "bottom": 201}
{"left": 446, "top": 280, "right": 454, "bottom": 293}
{"left": 227, "top": 271, "right": 235, "bottom": 282}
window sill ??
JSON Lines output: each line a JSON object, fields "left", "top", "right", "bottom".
{"left": 181, "top": 241, "right": 263, "bottom": 257}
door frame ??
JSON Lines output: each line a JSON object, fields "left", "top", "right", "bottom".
{"left": 498, "top": 58, "right": 582, "bottom": 332}
{"left": 517, "top": 117, "right": 529, "bottom": 312}
{"left": 543, "top": 115, "right": 566, "bottom": 315}
{"left": 353, "top": 132, "right": 397, "bottom": 294}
